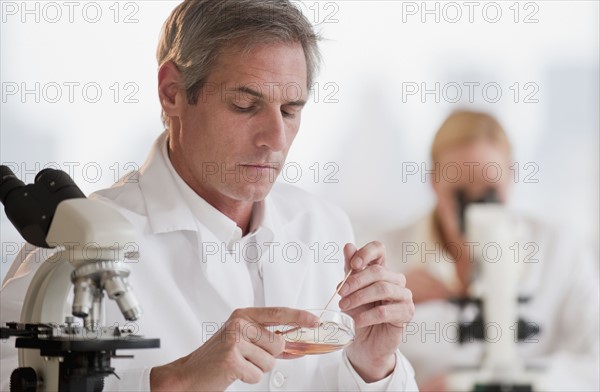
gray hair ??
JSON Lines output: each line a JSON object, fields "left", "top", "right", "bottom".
{"left": 157, "top": 0, "right": 321, "bottom": 128}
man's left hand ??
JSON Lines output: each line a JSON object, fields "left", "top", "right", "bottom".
{"left": 339, "top": 242, "right": 414, "bottom": 382}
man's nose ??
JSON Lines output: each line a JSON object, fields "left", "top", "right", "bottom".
{"left": 255, "top": 107, "right": 287, "bottom": 152}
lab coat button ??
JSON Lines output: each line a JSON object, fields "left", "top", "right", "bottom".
{"left": 270, "top": 371, "right": 285, "bottom": 388}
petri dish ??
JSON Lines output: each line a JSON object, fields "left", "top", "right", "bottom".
{"left": 277, "top": 309, "right": 355, "bottom": 355}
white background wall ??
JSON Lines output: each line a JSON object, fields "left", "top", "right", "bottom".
{"left": 1, "top": 1, "right": 598, "bottom": 279}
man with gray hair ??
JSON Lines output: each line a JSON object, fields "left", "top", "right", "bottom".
{"left": 1, "top": 1, "right": 418, "bottom": 390}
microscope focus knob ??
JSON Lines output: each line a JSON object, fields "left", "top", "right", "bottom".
{"left": 10, "top": 367, "right": 38, "bottom": 392}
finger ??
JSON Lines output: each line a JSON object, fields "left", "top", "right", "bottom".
{"left": 239, "top": 339, "right": 277, "bottom": 375}
{"left": 339, "top": 283, "right": 411, "bottom": 312}
{"left": 352, "top": 302, "right": 415, "bottom": 329}
{"left": 236, "top": 353, "right": 266, "bottom": 385}
{"left": 221, "top": 315, "right": 286, "bottom": 357}
{"left": 237, "top": 307, "right": 320, "bottom": 328}
{"left": 241, "top": 322, "right": 287, "bottom": 357}
{"left": 340, "top": 302, "right": 371, "bottom": 323}
{"left": 348, "top": 241, "right": 386, "bottom": 270}
{"left": 339, "top": 264, "right": 406, "bottom": 297}
{"left": 343, "top": 243, "right": 358, "bottom": 273}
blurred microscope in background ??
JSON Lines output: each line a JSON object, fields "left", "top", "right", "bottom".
{"left": 382, "top": 111, "right": 600, "bottom": 391}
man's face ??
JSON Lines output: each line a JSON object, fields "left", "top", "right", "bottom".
{"left": 168, "top": 42, "right": 308, "bottom": 205}
{"left": 432, "top": 140, "right": 511, "bottom": 241}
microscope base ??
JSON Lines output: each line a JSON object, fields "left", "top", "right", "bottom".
{"left": 3, "top": 323, "right": 159, "bottom": 392}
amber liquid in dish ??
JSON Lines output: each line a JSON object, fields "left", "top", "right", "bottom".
{"left": 283, "top": 340, "right": 350, "bottom": 355}
{"left": 276, "top": 320, "right": 353, "bottom": 355}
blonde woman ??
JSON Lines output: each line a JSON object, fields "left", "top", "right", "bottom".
{"left": 383, "top": 111, "right": 599, "bottom": 391}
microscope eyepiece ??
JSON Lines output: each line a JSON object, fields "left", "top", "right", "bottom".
{"left": 0, "top": 166, "right": 26, "bottom": 205}
{"left": 455, "top": 188, "right": 501, "bottom": 234}
{"left": 35, "top": 169, "right": 85, "bottom": 197}
{"left": 0, "top": 166, "right": 85, "bottom": 247}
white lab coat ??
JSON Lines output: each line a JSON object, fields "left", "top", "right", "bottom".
{"left": 381, "top": 212, "right": 600, "bottom": 391}
{"left": 1, "top": 132, "right": 418, "bottom": 391}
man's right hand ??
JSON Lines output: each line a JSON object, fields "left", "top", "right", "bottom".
{"left": 150, "top": 307, "right": 319, "bottom": 391}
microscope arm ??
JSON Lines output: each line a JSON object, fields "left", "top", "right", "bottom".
{"left": 17, "top": 259, "right": 72, "bottom": 391}
{"left": 20, "top": 257, "right": 72, "bottom": 325}
{"left": 21, "top": 197, "right": 140, "bottom": 326}
{"left": 465, "top": 204, "right": 522, "bottom": 373}
{"left": 448, "top": 204, "right": 542, "bottom": 391}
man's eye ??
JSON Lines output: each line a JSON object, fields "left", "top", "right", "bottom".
{"left": 233, "top": 104, "right": 254, "bottom": 113}
{"left": 281, "top": 107, "right": 299, "bottom": 119}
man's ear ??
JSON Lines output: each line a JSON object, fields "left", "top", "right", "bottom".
{"left": 158, "top": 61, "right": 182, "bottom": 117}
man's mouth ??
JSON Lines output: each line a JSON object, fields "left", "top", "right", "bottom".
{"left": 239, "top": 163, "right": 281, "bottom": 170}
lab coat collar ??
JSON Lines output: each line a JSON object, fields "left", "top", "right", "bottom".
{"left": 138, "top": 131, "right": 269, "bottom": 242}
{"left": 138, "top": 132, "right": 198, "bottom": 234}
{"left": 160, "top": 134, "right": 244, "bottom": 245}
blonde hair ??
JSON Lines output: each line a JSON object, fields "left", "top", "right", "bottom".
{"left": 157, "top": 0, "right": 321, "bottom": 128}
{"left": 431, "top": 110, "right": 512, "bottom": 164}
